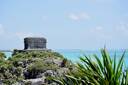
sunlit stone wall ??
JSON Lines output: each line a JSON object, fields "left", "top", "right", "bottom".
{"left": 24, "top": 37, "right": 47, "bottom": 50}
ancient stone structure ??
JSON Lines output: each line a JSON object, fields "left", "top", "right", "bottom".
{"left": 12, "top": 37, "right": 49, "bottom": 55}
{"left": 24, "top": 37, "right": 47, "bottom": 50}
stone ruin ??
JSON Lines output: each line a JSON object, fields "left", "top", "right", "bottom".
{"left": 13, "top": 37, "right": 49, "bottom": 55}
{"left": 24, "top": 37, "right": 47, "bottom": 50}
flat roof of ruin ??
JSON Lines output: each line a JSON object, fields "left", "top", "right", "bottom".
{"left": 24, "top": 37, "right": 46, "bottom": 39}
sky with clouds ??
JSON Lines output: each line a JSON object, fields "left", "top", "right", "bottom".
{"left": 0, "top": 0, "right": 128, "bottom": 50}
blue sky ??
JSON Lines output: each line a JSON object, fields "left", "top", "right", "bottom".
{"left": 0, "top": 0, "right": 128, "bottom": 50}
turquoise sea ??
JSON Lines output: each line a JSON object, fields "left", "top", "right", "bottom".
{"left": 3, "top": 49, "right": 128, "bottom": 66}
{"left": 54, "top": 49, "right": 128, "bottom": 66}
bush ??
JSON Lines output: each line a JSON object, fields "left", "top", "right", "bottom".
{"left": 26, "top": 60, "right": 59, "bottom": 79}
{"left": 0, "top": 50, "right": 70, "bottom": 84}
{"left": 0, "top": 52, "right": 6, "bottom": 59}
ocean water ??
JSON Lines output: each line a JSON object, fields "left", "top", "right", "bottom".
{"left": 3, "top": 49, "right": 128, "bottom": 66}
{"left": 54, "top": 49, "right": 128, "bottom": 66}
{"left": 4, "top": 52, "right": 12, "bottom": 58}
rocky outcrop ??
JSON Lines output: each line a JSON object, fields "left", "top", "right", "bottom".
{"left": 0, "top": 51, "right": 74, "bottom": 85}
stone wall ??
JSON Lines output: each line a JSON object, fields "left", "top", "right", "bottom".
{"left": 24, "top": 37, "right": 47, "bottom": 50}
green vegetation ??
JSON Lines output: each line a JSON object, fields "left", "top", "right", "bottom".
{"left": 0, "top": 50, "right": 72, "bottom": 85}
{"left": 1, "top": 48, "right": 128, "bottom": 85}
{"left": 51, "top": 48, "right": 128, "bottom": 85}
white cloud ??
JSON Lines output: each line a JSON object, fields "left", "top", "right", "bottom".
{"left": 89, "top": 26, "right": 111, "bottom": 39}
{"left": 95, "top": 26, "right": 103, "bottom": 31}
{"left": 87, "top": 23, "right": 128, "bottom": 47}
{"left": 89, "top": 26, "right": 105, "bottom": 33}
{"left": 69, "top": 14, "right": 79, "bottom": 21}
{"left": 68, "top": 12, "right": 90, "bottom": 21}
{"left": 115, "top": 23, "right": 128, "bottom": 36}
{"left": 0, "top": 24, "right": 5, "bottom": 35}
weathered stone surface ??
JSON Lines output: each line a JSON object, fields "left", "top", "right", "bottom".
{"left": 24, "top": 37, "right": 47, "bottom": 50}
{"left": 25, "top": 78, "right": 43, "bottom": 85}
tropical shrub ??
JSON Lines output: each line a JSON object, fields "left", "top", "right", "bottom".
{"left": 0, "top": 52, "right": 6, "bottom": 59}
{"left": 51, "top": 48, "right": 128, "bottom": 85}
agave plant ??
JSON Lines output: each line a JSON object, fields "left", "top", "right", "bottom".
{"left": 51, "top": 48, "right": 128, "bottom": 85}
